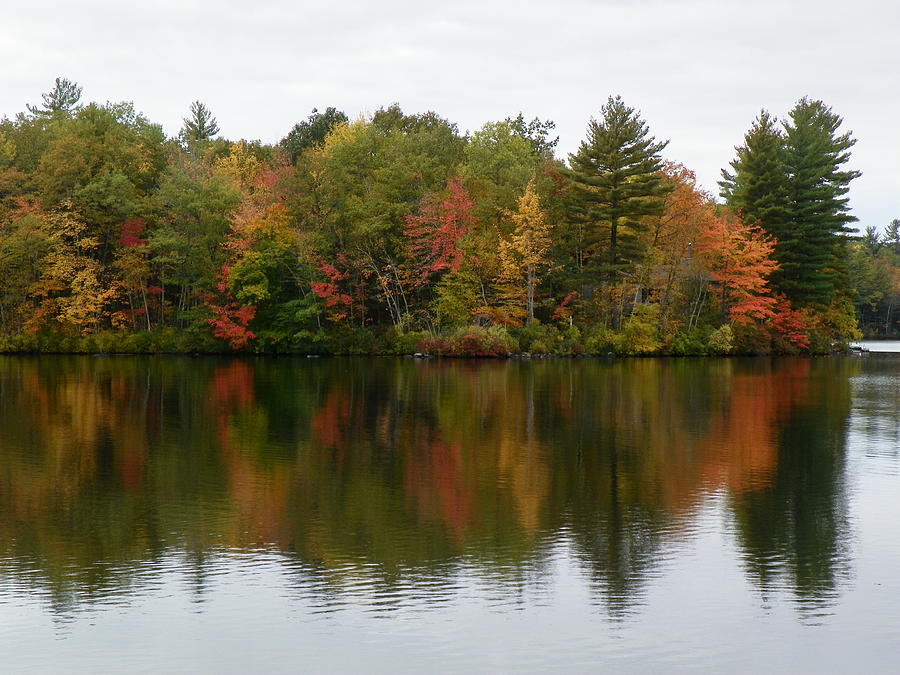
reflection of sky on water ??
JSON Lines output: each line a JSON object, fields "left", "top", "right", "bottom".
{"left": 1, "top": 499, "right": 894, "bottom": 675}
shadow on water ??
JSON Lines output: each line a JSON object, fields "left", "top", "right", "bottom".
{"left": 0, "top": 354, "right": 862, "bottom": 618}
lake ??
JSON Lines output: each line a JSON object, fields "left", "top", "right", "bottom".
{"left": 0, "top": 354, "right": 898, "bottom": 674}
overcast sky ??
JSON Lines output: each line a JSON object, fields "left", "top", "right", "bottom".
{"left": 2, "top": 0, "right": 898, "bottom": 229}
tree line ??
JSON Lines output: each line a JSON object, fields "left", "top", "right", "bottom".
{"left": 0, "top": 78, "right": 896, "bottom": 355}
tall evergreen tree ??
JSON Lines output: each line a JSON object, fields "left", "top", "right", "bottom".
{"left": 179, "top": 100, "right": 220, "bottom": 147}
{"left": 26, "top": 77, "right": 82, "bottom": 118}
{"left": 781, "top": 98, "right": 860, "bottom": 305}
{"left": 567, "top": 96, "right": 670, "bottom": 281}
{"left": 722, "top": 100, "right": 860, "bottom": 306}
{"left": 719, "top": 110, "right": 790, "bottom": 238}
{"left": 885, "top": 219, "right": 900, "bottom": 253}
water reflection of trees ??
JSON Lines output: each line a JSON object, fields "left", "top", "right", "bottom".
{"left": 728, "top": 359, "right": 855, "bottom": 610}
{"left": 0, "top": 355, "right": 857, "bottom": 614}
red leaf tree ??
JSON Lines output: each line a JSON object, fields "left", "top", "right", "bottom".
{"left": 207, "top": 264, "right": 257, "bottom": 349}
{"left": 404, "top": 177, "right": 475, "bottom": 285}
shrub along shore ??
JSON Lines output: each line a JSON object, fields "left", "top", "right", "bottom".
{"left": 0, "top": 319, "right": 859, "bottom": 357}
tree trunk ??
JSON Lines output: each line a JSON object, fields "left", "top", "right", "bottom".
{"left": 526, "top": 266, "right": 535, "bottom": 321}
{"left": 141, "top": 287, "right": 151, "bottom": 331}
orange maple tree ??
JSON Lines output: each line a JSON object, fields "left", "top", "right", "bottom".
{"left": 697, "top": 214, "right": 779, "bottom": 324}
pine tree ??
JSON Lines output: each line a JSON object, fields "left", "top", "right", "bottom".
{"left": 782, "top": 98, "right": 860, "bottom": 305}
{"left": 567, "top": 96, "right": 670, "bottom": 280}
{"left": 27, "top": 77, "right": 82, "bottom": 118}
{"left": 180, "top": 101, "right": 220, "bottom": 147}
{"left": 722, "top": 100, "right": 860, "bottom": 306}
{"left": 719, "top": 110, "right": 790, "bottom": 240}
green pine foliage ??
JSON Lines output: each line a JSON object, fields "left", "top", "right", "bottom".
{"left": 782, "top": 98, "right": 861, "bottom": 305}
{"left": 567, "top": 96, "right": 671, "bottom": 280}
{"left": 723, "top": 99, "right": 861, "bottom": 307}
{"left": 179, "top": 101, "right": 220, "bottom": 147}
{"left": 719, "top": 110, "right": 790, "bottom": 239}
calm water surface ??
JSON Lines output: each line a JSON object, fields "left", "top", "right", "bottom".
{"left": 0, "top": 355, "right": 898, "bottom": 674}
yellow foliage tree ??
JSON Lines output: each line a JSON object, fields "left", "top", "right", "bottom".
{"left": 35, "top": 208, "right": 119, "bottom": 333}
{"left": 0, "top": 130, "right": 15, "bottom": 164}
{"left": 214, "top": 141, "right": 262, "bottom": 192}
{"left": 499, "top": 180, "right": 553, "bottom": 322}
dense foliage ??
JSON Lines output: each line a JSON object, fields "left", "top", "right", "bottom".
{"left": 0, "top": 81, "right": 894, "bottom": 355}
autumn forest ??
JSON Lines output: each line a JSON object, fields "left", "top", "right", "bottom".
{"left": 0, "top": 78, "right": 897, "bottom": 356}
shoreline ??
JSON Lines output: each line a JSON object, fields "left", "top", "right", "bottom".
{"left": 2, "top": 331, "right": 894, "bottom": 359}
{"left": 0, "top": 348, "right": 884, "bottom": 358}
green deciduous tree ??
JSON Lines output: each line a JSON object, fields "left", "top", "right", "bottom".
{"left": 0, "top": 206, "right": 50, "bottom": 333}
{"left": 149, "top": 165, "right": 241, "bottom": 327}
{"left": 279, "top": 107, "right": 348, "bottom": 164}
{"left": 37, "top": 102, "right": 167, "bottom": 210}
{"left": 462, "top": 121, "right": 538, "bottom": 226}
{"left": 505, "top": 113, "right": 559, "bottom": 158}
{"left": 849, "top": 219, "right": 900, "bottom": 336}
{"left": 288, "top": 108, "right": 464, "bottom": 327}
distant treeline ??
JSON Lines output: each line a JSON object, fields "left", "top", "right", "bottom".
{"left": 0, "top": 78, "right": 897, "bottom": 355}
